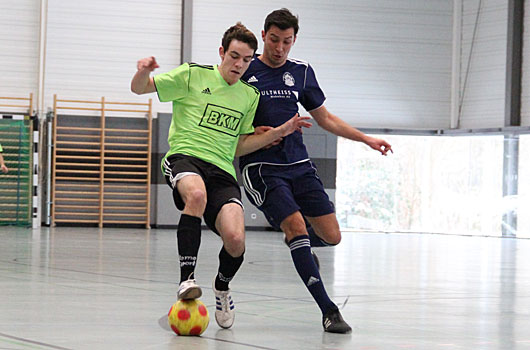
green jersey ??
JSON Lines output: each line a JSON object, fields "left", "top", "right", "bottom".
{"left": 154, "top": 63, "right": 259, "bottom": 179}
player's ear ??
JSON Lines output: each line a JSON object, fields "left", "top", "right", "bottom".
{"left": 261, "top": 30, "right": 266, "bottom": 41}
{"left": 219, "top": 46, "right": 225, "bottom": 60}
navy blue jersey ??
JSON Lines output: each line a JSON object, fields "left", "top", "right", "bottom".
{"left": 239, "top": 56, "right": 326, "bottom": 168}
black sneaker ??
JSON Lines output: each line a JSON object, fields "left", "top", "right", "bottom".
{"left": 284, "top": 234, "right": 320, "bottom": 270}
{"left": 322, "top": 309, "right": 352, "bottom": 333}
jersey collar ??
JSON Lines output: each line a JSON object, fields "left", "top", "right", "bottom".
{"left": 214, "top": 64, "right": 242, "bottom": 87}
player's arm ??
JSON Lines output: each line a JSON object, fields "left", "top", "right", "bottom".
{"left": 252, "top": 126, "right": 283, "bottom": 149}
{"left": 309, "top": 105, "right": 392, "bottom": 156}
{"left": 131, "top": 56, "right": 159, "bottom": 95}
{"left": 0, "top": 153, "right": 8, "bottom": 173}
{"left": 235, "top": 114, "right": 312, "bottom": 157}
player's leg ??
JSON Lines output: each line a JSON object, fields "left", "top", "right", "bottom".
{"left": 280, "top": 211, "right": 350, "bottom": 333}
{"left": 203, "top": 169, "right": 245, "bottom": 329}
{"left": 212, "top": 202, "right": 244, "bottom": 329}
{"left": 253, "top": 186, "right": 325, "bottom": 297}
{"left": 295, "top": 161, "right": 342, "bottom": 246}
{"left": 275, "top": 213, "right": 321, "bottom": 269}
{"left": 303, "top": 201, "right": 341, "bottom": 247}
{"left": 242, "top": 163, "right": 350, "bottom": 331}
{"left": 290, "top": 162, "right": 351, "bottom": 333}
{"left": 164, "top": 155, "right": 206, "bottom": 300}
{"left": 305, "top": 212, "right": 341, "bottom": 246}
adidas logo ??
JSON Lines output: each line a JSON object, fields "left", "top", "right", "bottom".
{"left": 201, "top": 87, "right": 211, "bottom": 94}
{"left": 247, "top": 76, "right": 258, "bottom": 83}
{"left": 307, "top": 276, "right": 320, "bottom": 286}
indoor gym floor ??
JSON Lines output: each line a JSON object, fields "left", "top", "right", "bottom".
{"left": 1, "top": 226, "right": 529, "bottom": 350}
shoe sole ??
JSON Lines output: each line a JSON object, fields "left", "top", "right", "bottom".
{"left": 215, "top": 314, "right": 234, "bottom": 329}
{"left": 324, "top": 326, "right": 352, "bottom": 334}
{"left": 178, "top": 286, "right": 202, "bottom": 300}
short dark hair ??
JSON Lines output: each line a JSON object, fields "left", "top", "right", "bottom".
{"left": 264, "top": 8, "right": 299, "bottom": 35}
{"left": 222, "top": 22, "right": 258, "bottom": 53}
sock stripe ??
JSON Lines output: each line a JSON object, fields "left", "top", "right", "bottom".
{"left": 289, "top": 238, "right": 311, "bottom": 251}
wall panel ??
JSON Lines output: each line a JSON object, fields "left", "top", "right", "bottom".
{"left": 0, "top": 0, "right": 40, "bottom": 99}
{"left": 191, "top": 0, "right": 452, "bottom": 129}
{"left": 44, "top": 0, "right": 182, "bottom": 115}
{"left": 458, "top": 0, "right": 507, "bottom": 128}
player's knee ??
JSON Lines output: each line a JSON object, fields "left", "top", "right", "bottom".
{"left": 281, "top": 217, "right": 307, "bottom": 239}
{"left": 319, "top": 228, "right": 341, "bottom": 245}
{"left": 222, "top": 229, "right": 245, "bottom": 255}
{"left": 327, "top": 233, "right": 341, "bottom": 246}
{"left": 184, "top": 189, "right": 207, "bottom": 211}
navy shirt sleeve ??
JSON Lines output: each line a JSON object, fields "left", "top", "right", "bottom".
{"left": 300, "top": 64, "right": 325, "bottom": 111}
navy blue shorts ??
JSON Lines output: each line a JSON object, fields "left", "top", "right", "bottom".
{"left": 241, "top": 160, "right": 334, "bottom": 229}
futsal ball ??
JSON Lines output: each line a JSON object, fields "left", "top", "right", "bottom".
{"left": 168, "top": 299, "right": 209, "bottom": 336}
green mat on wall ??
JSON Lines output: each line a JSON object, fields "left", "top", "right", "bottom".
{"left": 0, "top": 118, "right": 32, "bottom": 226}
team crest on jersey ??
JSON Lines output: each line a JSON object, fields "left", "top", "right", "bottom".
{"left": 199, "top": 103, "right": 243, "bottom": 137}
{"left": 283, "top": 72, "right": 295, "bottom": 87}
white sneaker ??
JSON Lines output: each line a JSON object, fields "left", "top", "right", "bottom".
{"left": 213, "top": 281, "right": 235, "bottom": 329}
{"left": 177, "top": 279, "right": 202, "bottom": 300}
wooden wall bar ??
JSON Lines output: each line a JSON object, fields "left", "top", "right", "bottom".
{"left": 51, "top": 95, "right": 152, "bottom": 228}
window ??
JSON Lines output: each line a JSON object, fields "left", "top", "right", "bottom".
{"left": 517, "top": 135, "right": 530, "bottom": 238}
{"left": 337, "top": 134, "right": 509, "bottom": 237}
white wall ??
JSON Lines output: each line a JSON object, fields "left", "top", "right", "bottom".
{"left": 0, "top": 0, "right": 40, "bottom": 100}
{"left": 43, "top": 0, "right": 181, "bottom": 115}
{"left": 0, "top": 0, "right": 181, "bottom": 116}
{"left": 192, "top": 0, "right": 453, "bottom": 129}
{"left": 458, "top": 0, "right": 507, "bottom": 128}
{"left": 0, "top": 0, "right": 523, "bottom": 130}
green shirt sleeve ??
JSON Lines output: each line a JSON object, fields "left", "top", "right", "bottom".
{"left": 153, "top": 63, "right": 190, "bottom": 102}
{"left": 0, "top": 143, "right": 3, "bottom": 152}
{"left": 239, "top": 92, "right": 258, "bottom": 135}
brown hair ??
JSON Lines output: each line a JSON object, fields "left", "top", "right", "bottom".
{"left": 222, "top": 22, "right": 258, "bottom": 53}
{"left": 264, "top": 8, "right": 299, "bottom": 35}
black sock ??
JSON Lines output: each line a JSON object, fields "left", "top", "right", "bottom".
{"left": 177, "top": 214, "right": 202, "bottom": 283}
{"left": 289, "top": 235, "right": 337, "bottom": 314}
{"left": 215, "top": 246, "right": 244, "bottom": 291}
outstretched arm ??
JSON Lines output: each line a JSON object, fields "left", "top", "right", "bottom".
{"left": 236, "top": 114, "right": 312, "bottom": 157}
{"left": 131, "top": 56, "right": 159, "bottom": 95}
{"left": 309, "top": 105, "right": 392, "bottom": 155}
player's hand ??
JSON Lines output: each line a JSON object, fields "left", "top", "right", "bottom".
{"left": 295, "top": 115, "right": 313, "bottom": 134}
{"left": 254, "top": 126, "right": 282, "bottom": 148}
{"left": 137, "top": 56, "right": 159, "bottom": 72}
{"left": 366, "top": 137, "right": 393, "bottom": 156}
{"left": 280, "top": 114, "right": 312, "bottom": 137}
{"left": 1, "top": 164, "right": 8, "bottom": 174}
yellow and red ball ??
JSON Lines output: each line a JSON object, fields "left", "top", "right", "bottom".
{"left": 168, "top": 299, "right": 209, "bottom": 336}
